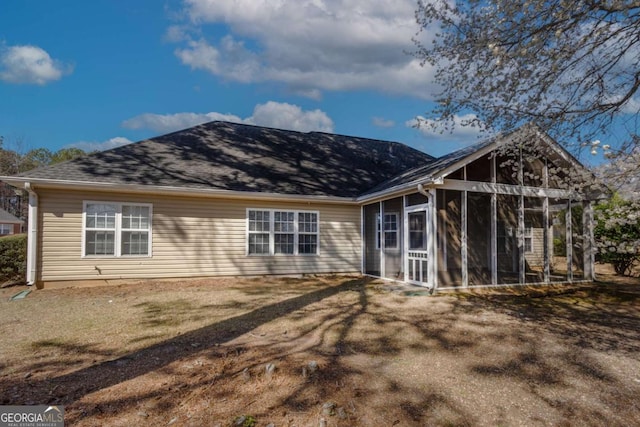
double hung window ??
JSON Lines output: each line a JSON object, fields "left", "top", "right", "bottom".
{"left": 83, "top": 202, "right": 152, "bottom": 257}
{"left": 376, "top": 212, "right": 398, "bottom": 249}
{"left": 297, "top": 212, "right": 319, "bottom": 254}
{"left": 524, "top": 222, "right": 533, "bottom": 253}
{"left": 247, "top": 209, "right": 319, "bottom": 255}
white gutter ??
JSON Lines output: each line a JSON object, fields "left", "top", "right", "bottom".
{"left": 24, "top": 182, "right": 38, "bottom": 286}
{"left": 357, "top": 179, "right": 435, "bottom": 204}
{"left": 0, "top": 177, "right": 357, "bottom": 205}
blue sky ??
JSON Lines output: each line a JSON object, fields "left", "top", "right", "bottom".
{"left": 0, "top": 0, "right": 489, "bottom": 159}
{"left": 0, "top": 0, "right": 611, "bottom": 164}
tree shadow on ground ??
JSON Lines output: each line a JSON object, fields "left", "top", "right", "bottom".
{"left": 4, "top": 278, "right": 639, "bottom": 426}
{"left": 458, "top": 281, "right": 640, "bottom": 354}
{"left": 0, "top": 278, "right": 366, "bottom": 406}
{"left": 59, "top": 279, "right": 479, "bottom": 426}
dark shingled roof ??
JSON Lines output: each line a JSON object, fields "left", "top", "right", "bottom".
{"left": 17, "top": 121, "right": 435, "bottom": 198}
{"left": 365, "top": 136, "right": 496, "bottom": 195}
{"left": 0, "top": 208, "right": 23, "bottom": 223}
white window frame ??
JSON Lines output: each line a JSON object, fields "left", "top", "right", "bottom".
{"left": 247, "top": 210, "right": 273, "bottom": 255}
{"left": 524, "top": 222, "right": 533, "bottom": 253}
{"left": 274, "top": 211, "right": 296, "bottom": 254}
{"left": 0, "top": 224, "right": 13, "bottom": 235}
{"left": 376, "top": 212, "right": 399, "bottom": 250}
{"left": 246, "top": 208, "right": 319, "bottom": 256}
{"left": 82, "top": 201, "right": 153, "bottom": 258}
{"left": 497, "top": 222, "right": 514, "bottom": 255}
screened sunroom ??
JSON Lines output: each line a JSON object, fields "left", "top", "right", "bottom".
{"left": 361, "top": 126, "right": 596, "bottom": 290}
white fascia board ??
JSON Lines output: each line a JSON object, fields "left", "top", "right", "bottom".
{"left": 356, "top": 131, "right": 527, "bottom": 204}
{"left": 516, "top": 124, "right": 594, "bottom": 180}
{"left": 0, "top": 177, "right": 358, "bottom": 205}
{"left": 361, "top": 128, "right": 587, "bottom": 203}
{"left": 356, "top": 181, "right": 433, "bottom": 204}
{"left": 357, "top": 134, "right": 507, "bottom": 204}
{"left": 430, "top": 125, "right": 586, "bottom": 185}
{"left": 531, "top": 126, "right": 584, "bottom": 170}
{"left": 435, "top": 179, "right": 580, "bottom": 199}
{"left": 424, "top": 130, "right": 525, "bottom": 184}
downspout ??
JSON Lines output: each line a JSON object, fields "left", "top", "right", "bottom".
{"left": 417, "top": 182, "right": 436, "bottom": 293}
{"left": 24, "top": 182, "right": 38, "bottom": 286}
{"left": 417, "top": 183, "right": 429, "bottom": 197}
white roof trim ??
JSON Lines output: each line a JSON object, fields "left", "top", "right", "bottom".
{"left": 0, "top": 177, "right": 359, "bottom": 205}
{"left": 356, "top": 180, "right": 434, "bottom": 203}
{"left": 357, "top": 132, "right": 509, "bottom": 203}
{"left": 358, "top": 125, "right": 592, "bottom": 203}
{"left": 1, "top": 126, "right": 592, "bottom": 206}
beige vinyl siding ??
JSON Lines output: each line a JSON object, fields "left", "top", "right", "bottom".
{"left": 37, "top": 189, "right": 361, "bottom": 283}
{"left": 524, "top": 228, "right": 545, "bottom": 268}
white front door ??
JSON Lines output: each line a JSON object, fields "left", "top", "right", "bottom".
{"left": 405, "top": 204, "right": 431, "bottom": 286}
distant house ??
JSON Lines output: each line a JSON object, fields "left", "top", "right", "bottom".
{"left": 0, "top": 208, "right": 24, "bottom": 235}
{"left": 0, "top": 121, "right": 596, "bottom": 289}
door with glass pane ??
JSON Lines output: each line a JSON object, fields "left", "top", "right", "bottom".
{"left": 405, "top": 206, "right": 430, "bottom": 286}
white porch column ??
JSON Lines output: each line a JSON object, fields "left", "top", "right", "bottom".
{"left": 379, "top": 201, "right": 385, "bottom": 278}
{"left": 518, "top": 195, "right": 526, "bottom": 285}
{"left": 461, "top": 190, "right": 468, "bottom": 287}
{"left": 491, "top": 193, "right": 497, "bottom": 286}
{"left": 543, "top": 197, "right": 550, "bottom": 283}
{"left": 429, "top": 188, "right": 438, "bottom": 290}
{"left": 566, "top": 201, "right": 573, "bottom": 283}
{"left": 490, "top": 153, "right": 497, "bottom": 286}
{"left": 583, "top": 201, "right": 595, "bottom": 281}
{"left": 360, "top": 206, "right": 365, "bottom": 275}
{"left": 517, "top": 147, "right": 526, "bottom": 285}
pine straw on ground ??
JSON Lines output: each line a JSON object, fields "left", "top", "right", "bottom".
{"left": 1, "top": 273, "right": 639, "bottom": 426}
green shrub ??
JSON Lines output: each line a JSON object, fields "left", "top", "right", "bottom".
{"left": 553, "top": 237, "right": 566, "bottom": 256}
{"left": 594, "top": 194, "right": 640, "bottom": 276}
{"left": 0, "top": 233, "right": 27, "bottom": 283}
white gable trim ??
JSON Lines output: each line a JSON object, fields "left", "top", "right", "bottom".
{"left": 0, "top": 177, "right": 358, "bottom": 205}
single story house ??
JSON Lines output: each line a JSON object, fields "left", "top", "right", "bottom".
{"left": 0, "top": 208, "right": 24, "bottom": 235}
{"left": 0, "top": 121, "right": 596, "bottom": 289}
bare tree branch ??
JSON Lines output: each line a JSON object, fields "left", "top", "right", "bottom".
{"left": 414, "top": 0, "right": 640, "bottom": 160}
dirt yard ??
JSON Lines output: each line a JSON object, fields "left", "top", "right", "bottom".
{"left": 1, "top": 272, "right": 639, "bottom": 426}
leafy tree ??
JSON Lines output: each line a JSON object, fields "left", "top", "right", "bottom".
{"left": 21, "top": 148, "right": 53, "bottom": 171}
{"left": 0, "top": 145, "right": 26, "bottom": 219}
{"left": 51, "top": 147, "right": 86, "bottom": 164}
{"left": 0, "top": 148, "right": 22, "bottom": 176}
{"left": 594, "top": 193, "right": 640, "bottom": 275}
{"left": 415, "top": 0, "right": 640, "bottom": 159}
{"left": 0, "top": 137, "right": 87, "bottom": 220}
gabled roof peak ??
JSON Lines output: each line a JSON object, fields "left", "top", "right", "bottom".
{"left": 361, "top": 124, "right": 591, "bottom": 198}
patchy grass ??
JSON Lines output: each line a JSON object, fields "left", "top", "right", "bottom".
{"left": 1, "top": 274, "right": 639, "bottom": 426}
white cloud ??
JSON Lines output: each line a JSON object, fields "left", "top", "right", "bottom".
{"left": 122, "top": 101, "right": 334, "bottom": 134}
{"left": 66, "top": 136, "right": 133, "bottom": 152}
{"left": 372, "top": 117, "right": 395, "bottom": 128}
{"left": 0, "top": 44, "right": 71, "bottom": 85}
{"left": 407, "top": 114, "right": 485, "bottom": 143}
{"left": 621, "top": 97, "right": 640, "bottom": 114}
{"left": 171, "top": 0, "right": 438, "bottom": 98}
{"left": 164, "top": 25, "right": 191, "bottom": 43}
{"left": 245, "top": 101, "right": 334, "bottom": 132}
{"left": 292, "top": 88, "right": 323, "bottom": 101}
{"left": 123, "top": 111, "right": 244, "bottom": 133}
{"left": 602, "top": 94, "right": 640, "bottom": 115}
